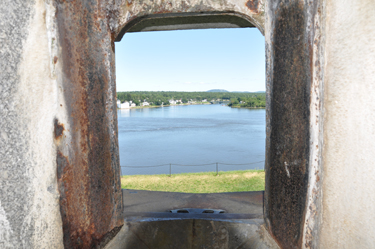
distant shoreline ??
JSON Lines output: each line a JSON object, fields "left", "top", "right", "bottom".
{"left": 118, "top": 102, "right": 212, "bottom": 110}
{"left": 230, "top": 106, "right": 265, "bottom": 109}
{"left": 118, "top": 103, "right": 265, "bottom": 110}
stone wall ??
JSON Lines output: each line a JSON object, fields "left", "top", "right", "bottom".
{"left": 0, "top": 0, "right": 124, "bottom": 248}
{"left": 320, "top": 0, "right": 375, "bottom": 248}
{"left": 0, "top": 0, "right": 374, "bottom": 248}
{"left": 0, "top": 0, "right": 63, "bottom": 247}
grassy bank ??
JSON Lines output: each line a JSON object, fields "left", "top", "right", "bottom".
{"left": 121, "top": 170, "right": 265, "bottom": 193}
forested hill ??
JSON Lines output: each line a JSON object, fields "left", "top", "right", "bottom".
{"left": 206, "top": 89, "right": 229, "bottom": 92}
{"left": 116, "top": 91, "right": 266, "bottom": 108}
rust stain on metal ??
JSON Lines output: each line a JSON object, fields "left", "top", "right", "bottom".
{"left": 55, "top": 0, "right": 123, "bottom": 247}
{"left": 126, "top": 0, "right": 133, "bottom": 7}
{"left": 265, "top": 1, "right": 311, "bottom": 249}
{"left": 54, "top": 118, "right": 64, "bottom": 139}
{"left": 246, "top": 0, "right": 259, "bottom": 13}
{"left": 51, "top": 0, "right": 267, "bottom": 247}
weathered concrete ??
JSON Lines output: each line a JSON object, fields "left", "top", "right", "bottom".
{"left": 1, "top": 0, "right": 375, "bottom": 248}
{"left": 0, "top": 0, "right": 63, "bottom": 248}
{"left": 104, "top": 218, "right": 280, "bottom": 249}
{"left": 111, "top": 0, "right": 265, "bottom": 40}
{"left": 320, "top": 0, "right": 375, "bottom": 248}
{"left": 1, "top": 0, "right": 124, "bottom": 248}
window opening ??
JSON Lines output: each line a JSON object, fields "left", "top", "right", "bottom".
{"left": 115, "top": 28, "right": 265, "bottom": 196}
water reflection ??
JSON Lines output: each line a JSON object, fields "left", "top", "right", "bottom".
{"left": 118, "top": 104, "right": 265, "bottom": 175}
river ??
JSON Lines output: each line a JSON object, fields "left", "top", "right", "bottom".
{"left": 118, "top": 104, "right": 265, "bottom": 175}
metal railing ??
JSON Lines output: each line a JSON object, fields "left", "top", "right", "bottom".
{"left": 121, "top": 161, "right": 265, "bottom": 176}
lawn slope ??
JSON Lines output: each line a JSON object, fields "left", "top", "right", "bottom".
{"left": 121, "top": 170, "right": 265, "bottom": 193}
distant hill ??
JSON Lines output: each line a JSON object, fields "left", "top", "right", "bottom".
{"left": 208, "top": 90, "right": 266, "bottom": 93}
{"left": 206, "top": 89, "right": 229, "bottom": 92}
{"left": 233, "top": 90, "right": 265, "bottom": 93}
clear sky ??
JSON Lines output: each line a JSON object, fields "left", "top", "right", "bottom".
{"left": 115, "top": 28, "right": 265, "bottom": 92}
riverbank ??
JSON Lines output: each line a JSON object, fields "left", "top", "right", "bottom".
{"left": 230, "top": 106, "right": 266, "bottom": 109}
{"left": 121, "top": 169, "right": 265, "bottom": 193}
{"left": 118, "top": 102, "right": 212, "bottom": 110}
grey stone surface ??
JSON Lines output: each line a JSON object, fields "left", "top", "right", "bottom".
{"left": 0, "top": 1, "right": 35, "bottom": 248}
{"left": 320, "top": 1, "right": 375, "bottom": 248}
{"left": 0, "top": 0, "right": 63, "bottom": 248}
{"left": 1, "top": 0, "right": 375, "bottom": 248}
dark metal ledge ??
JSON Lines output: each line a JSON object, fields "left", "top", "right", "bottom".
{"left": 124, "top": 212, "right": 263, "bottom": 221}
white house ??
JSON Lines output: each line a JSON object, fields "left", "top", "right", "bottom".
{"left": 141, "top": 101, "right": 150, "bottom": 106}
{"left": 120, "top": 101, "right": 130, "bottom": 109}
{"left": 169, "top": 99, "right": 176, "bottom": 105}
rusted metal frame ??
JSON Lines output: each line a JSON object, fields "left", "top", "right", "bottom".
{"left": 55, "top": 0, "right": 123, "bottom": 248}
{"left": 52, "top": 0, "right": 266, "bottom": 247}
{"left": 124, "top": 212, "right": 263, "bottom": 220}
{"left": 115, "top": 11, "right": 258, "bottom": 41}
{"left": 246, "top": 0, "right": 261, "bottom": 13}
{"left": 265, "top": 0, "right": 314, "bottom": 248}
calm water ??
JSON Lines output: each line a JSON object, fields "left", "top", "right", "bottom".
{"left": 118, "top": 104, "right": 265, "bottom": 175}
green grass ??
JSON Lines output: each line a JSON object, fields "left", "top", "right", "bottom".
{"left": 121, "top": 170, "right": 265, "bottom": 193}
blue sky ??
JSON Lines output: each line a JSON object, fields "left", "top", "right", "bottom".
{"left": 115, "top": 28, "right": 265, "bottom": 92}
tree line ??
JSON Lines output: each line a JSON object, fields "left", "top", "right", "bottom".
{"left": 227, "top": 95, "right": 266, "bottom": 108}
{"left": 116, "top": 91, "right": 266, "bottom": 108}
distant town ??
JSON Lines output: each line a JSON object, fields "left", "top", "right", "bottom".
{"left": 117, "top": 98, "right": 211, "bottom": 109}
{"left": 116, "top": 90, "right": 266, "bottom": 109}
